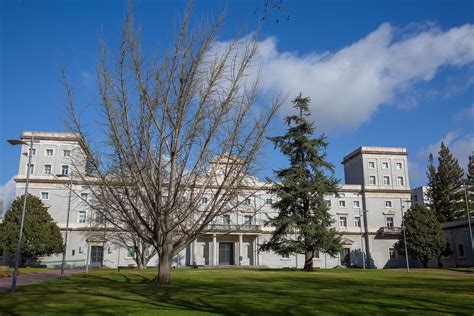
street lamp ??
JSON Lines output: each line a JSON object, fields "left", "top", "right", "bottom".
{"left": 400, "top": 198, "right": 411, "bottom": 272}
{"left": 7, "top": 136, "right": 38, "bottom": 291}
{"left": 55, "top": 172, "right": 73, "bottom": 278}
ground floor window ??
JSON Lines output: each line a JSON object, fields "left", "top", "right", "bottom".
{"left": 389, "top": 248, "right": 397, "bottom": 260}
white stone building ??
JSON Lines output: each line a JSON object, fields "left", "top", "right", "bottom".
{"left": 411, "top": 186, "right": 430, "bottom": 207}
{"left": 8, "top": 132, "right": 415, "bottom": 269}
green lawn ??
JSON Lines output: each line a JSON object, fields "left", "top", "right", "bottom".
{"left": 0, "top": 268, "right": 472, "bottom": 315}
{"left": 0, "top": 266, "right": 57, "bottom": 278}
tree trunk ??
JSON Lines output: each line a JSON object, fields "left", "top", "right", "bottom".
{"left": 157, "top": 240, "right": 173, "bottom": 285}
{"left": 303, "top": 250, "right": 314, "bottom": 271}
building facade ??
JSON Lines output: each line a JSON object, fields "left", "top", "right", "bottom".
{"left": 9, "top": 132, "right": 417, "bottom": 269}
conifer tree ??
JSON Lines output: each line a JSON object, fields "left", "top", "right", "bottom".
{"left": 426, "top": 142, "right": 465, "bottom": 222}
{"left": 260, "top": 94, "right": 342, "bottom": 271}
{"left": 465, "top": 153, "right": 474, "bottom": 217}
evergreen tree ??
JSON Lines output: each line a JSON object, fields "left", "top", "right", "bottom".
{"left": 394, "top": 205, "right": 447, "bottom": 268}
{"left": 0, "top": 194, "right": 63, "bottom": 266}
{"left": 260, "top": 94, "right": 342, "bottom": 271}
{"left": 465, "top": 153, "right": 474, "bottom": 217}
{"left": 426, "top": 142, "right": 465, "bottom": 222}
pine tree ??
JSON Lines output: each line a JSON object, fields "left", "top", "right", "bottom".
{"left": 465, "top": 153, "right": 474, "bottom": 217}
{"left": 394, "top": 205, "right": 447, "bottom": 268}
{"left": 426, "top": 142, "right": 465, "bottom": 222}
{"left": 0, "top": 194, "right": 63, "bottom": 266}
{"left": 260, "top": 94, "right": 342, "bottom": 271}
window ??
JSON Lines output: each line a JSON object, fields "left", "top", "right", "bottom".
{"left": 353, "top": 200, "right": 360, "bottom": 208}
{"left": 44, "top": 164, "right": 52, "bottom": 175}
{"left": 457, "top": 244, "right": 465, "bottom": 258}
{"left": 78, "top": 211, "right": 86, "bottom": 223}
{"left": 413, "top": 194, "right": 418, "bottom": 202}
{"left": 45, "top": 149, "right": 54, "bottom": 157}
{"left": 385, "top": 201, "right": 392, "bottom": 208}
{"left": 243, "top": 198, "right": 251, "bottom": 205}
{"left": 383, "top": 176, "right": 390, "bottom": 185}
{"left": 395, "top": 162, "right": 403, "bottom": 170}
{"left": 368, "top": 161, "right": 375, "bottom": 169}
{"left": 81, "top": 193, "right": 89, "bottom": 201}
{"left": 201, "top": 197, "right": 208, "bottom": 204}
{"left": 339, "top": 216, "right": 347, "bottom": 228}
{"left": 339, "top": 200, "right": 346, "bottom": 207}
{"left": 369, "top": 176, "right": 376, "bottom": 185}
{"left": 314, "top": 251, "right": 320, "bottom": 259}
{"left": 223, "top": 215, "right": 231, "bottom": 225}
{"left": 265, "top": 198, "right": 273, "bottom": 205}
{"left": 71, "top": 249, "right": 75, "bottom": 256}
{"left": 354, "top": 216, "right": 361, "bottom": 228}
{"left": 30, "top": 148, "right": 37, "bottom": 156}
{"left": 127, "top": 247, "right": 135, "bottom": 258}
{"left": 61, "top": 165, "right": 69, "bottom": 176}
{"left": 26, "top": 163, "right": 35, "bottom": 174}
{"left": 386, "top": 217, "right": 394, "bottom": 228}
{"left": 325, "top": 199, "right": 331, "bottom": 207}
{"left": 244, "top": 215, "right": 252, "bottom": 226}
{"left": 397, "top": 177, "right": 404, "bottom": 186}
{"left": 63, "top": 150, "right": 71, "bottom": 157}
{"left": 95, "top": 211, "right": 104, "bottom": 224}
{"left": 382, "top": 162, "right": 389, "bottom": 169}
{"left": 108, "top": 247, "right": 113, "bottom": 254}
{"left": 389, "top": 248, "right": 397, "bottom": 260}
{"left": 41, "top": 192, "right": 49, "bottom": 200}
{"left": 79, "top": 246, "right": 84, "bottom": 254}
{"left": 281, "top": 253, "right": 289, "bottom": 259}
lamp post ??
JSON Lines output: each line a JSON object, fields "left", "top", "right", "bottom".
{"left": 400, "top": 199, "right": 411, "bottom": 272}
{"left": 56, "top": 172, "right": 73, "bottom": 278}
{"left": 463, "top": 185, "right": 473, "bottom": 264}
{"left": 7, "top": 136, "right": 37, "bottom": 291}
{"left": 358, "top": 207, "right": 366, "bottom": 269}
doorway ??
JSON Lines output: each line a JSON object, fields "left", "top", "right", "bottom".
{"left": 340, "top": 248, "right": 351, "bottom": 267}
{"left": 90, "top": 246, "right": 104, "bottom": 267}
{"left": 219, "top": 243, "right": 234, "bottom": 265}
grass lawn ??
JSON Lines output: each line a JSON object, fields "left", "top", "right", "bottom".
{"left": 0, "top": 266, "right": 57, "bottom": 278}
{"left": 0, "top": 268, "right": 472, "bottom": 315}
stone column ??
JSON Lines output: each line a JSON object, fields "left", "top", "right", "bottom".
{"left": 212, "top": 234, "right": 218, "bottom": 266}
{"left": 192, "top": 239, "right": 198, "bottom": 266}
{"left": 238, "top": 233, "right": 243, "bottom": 265}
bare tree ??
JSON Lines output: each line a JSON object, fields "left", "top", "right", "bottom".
{"left": 62, "top": 5, "right": 281, "bottom": 285}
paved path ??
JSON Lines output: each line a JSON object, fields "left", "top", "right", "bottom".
{"left": 0, "top": 269, "right": 84, "bottom": 292}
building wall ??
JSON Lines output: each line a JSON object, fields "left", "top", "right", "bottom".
{"left": 10, "top": 132, "right": 416, "bottom": 270}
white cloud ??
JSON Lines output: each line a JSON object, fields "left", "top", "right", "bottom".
{"left": 221, "top": 23, "right": 474, "bottom": 132}
{"left": 0, "top": 177, "right": 17, "bottom": 215}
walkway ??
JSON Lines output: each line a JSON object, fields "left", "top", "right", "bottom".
{"left": 0, "top": 268, "right": 84, "bottom": 292}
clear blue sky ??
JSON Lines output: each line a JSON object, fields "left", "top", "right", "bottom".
{"left": 1, "top": 0, "right": 473, "bottom": 189}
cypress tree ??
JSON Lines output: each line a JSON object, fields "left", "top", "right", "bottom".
{"left": 426, "top": 142, "right": 465, "bottom": 222}
{"left": 260, "top": 94, "right": 342, "bottom": 271}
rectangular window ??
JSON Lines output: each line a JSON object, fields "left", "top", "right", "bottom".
{"left": 265, "top": 198, "right": 273, "bottom": 205}
{"left": 413, "top": 194, "right": 418, "bottom": 202}
{"left": 78, "top": 211, "right": 86, "bottom": 223}
{"left": 44, "top": 164, "right": 52, "bottom": 175}
{"left": 369, "top": 176, "right": 376, "bottom": 185}
{"left": 389, "top": 248, "right": 397, "bottom": 260}
{"left": 385, "top": 201, "right": 392, "bottom": 208}
{"left": 382, "top": 162, "right": 389, "bottom": 169}
{"left": 108, "top": 247, "right": 113, "bottom": 254}
{"left": 339, "top": 216, "right": 347, "bottom": 228}
{"left": 79, "top": 246, "right": 84, "bottom": 254}
{"left": 41, "top": 192, "right": 49, "bottom": 200}
{"left": 63, "top": 150, "right": 71, "bottom": 157}
{"left": 354, "top": 216, "right": 361, "bottom": 228}
{"left": 26, "top": 163, "right": 35, "bottom": 175}
{"left": 45, "top": 149, "right": 54, "bottom": 157}
{"left": 395, "top": 162, "right": 403, "bottom": 170}
{"left": 281, "top": 253, "right": 289, "bottom": 259}
{"left": 127, "top": 247, "right": 135, "bottom": 258}
{"left": 72, "top": 249, "right": 75, "bottom": 256}
{"left": 339, "top": 200, "right": 346, "bottom": 207}
{"left": 244, "top": 215, "right": 252, "bottom": 226}
{"left": 457, "top": 244, "right": 465, "bottom": 258}
{"left": 368, "top": 161, "right": 375, "bottom": 169}
{"left": 81, "top": 193, "right": 89, "bottom": 201}
{"left": 30, "top": 148, "right": 37, "bottom": 156}
{"left": 95, "top": 211, "right": 104, "bottom": 224}
{"left": 383, "top": 176, "right": 390, "bottom": 185}
{"left": 386, "top": 217, "right": 394, "bottom": 228}
{"left": 314, "top": 251, "right": 320, "bottom": 259}
{"left": 201, "top": 197, "right": 208, "bottom": 204}
{"left": 61, "top": 165, "right": 69, "bottom": 176}
{"left": 325, "top": 199, "right": 331, "bottom": 207}
{"left": 353, "top": 200, "right": 360, "bottom": 208}
{"left": 243, "top": 198, "right": 251, "bottom": 205}
{"left": 223, "top": 215, "right": 231, "bottom": 225}
{"left": 397, "top": 177, "right": 404, "bottom": 186}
